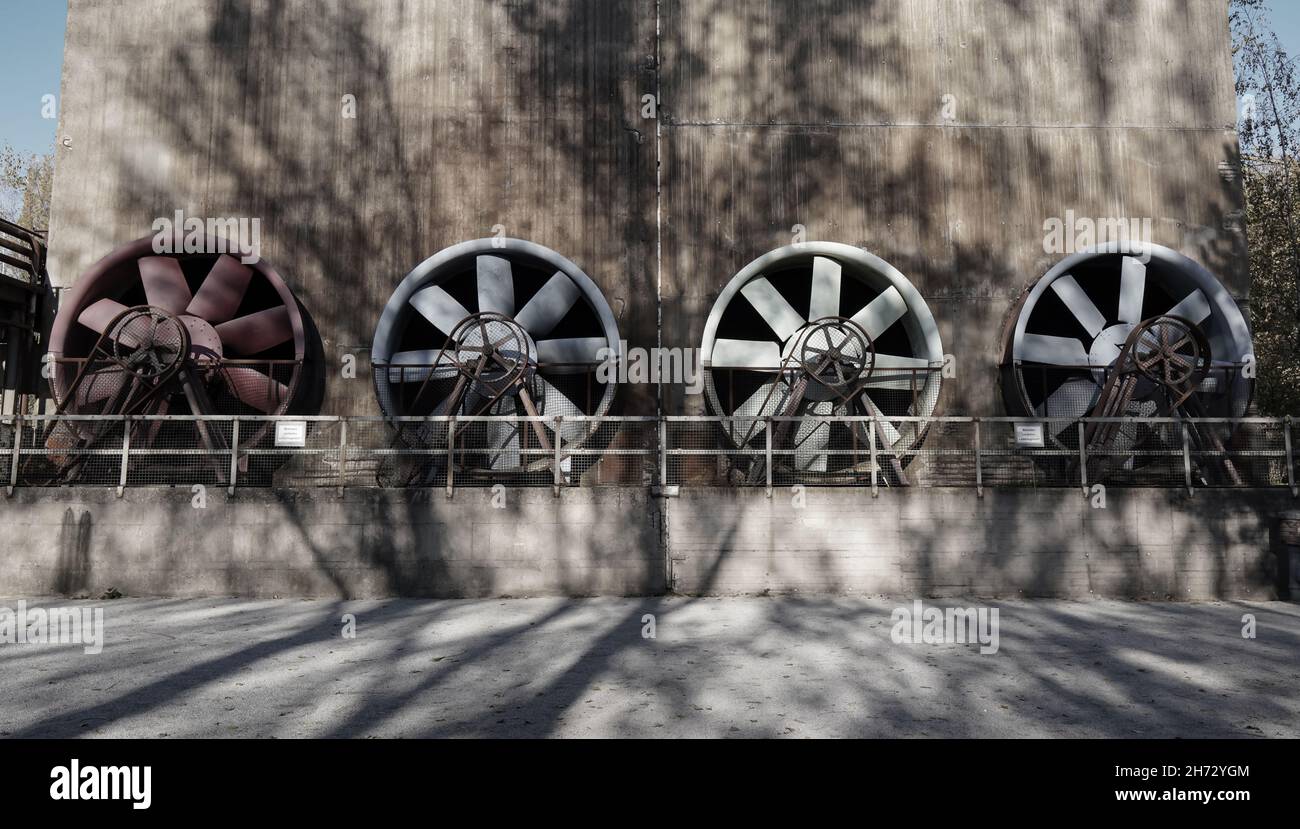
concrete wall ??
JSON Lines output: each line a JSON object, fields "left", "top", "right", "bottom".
{"left": 47, "top": 0, "right": 1245, "bottom": 419}
{"left": 0, "top": 487, "right": 1286, "bottom": 600}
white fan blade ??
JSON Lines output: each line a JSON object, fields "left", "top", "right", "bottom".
{"left": 793, "top": 401, "right": 834, "bottom": 472}
{"left": 1020, "top": 333, "right": 1090, "bottom": 366}
{"left": 860, "top": 394, "right": 902, "bottom": 447}
{"left": 710, "top": 339, "right": 782, "bottom": 370}
{"left": 808, "top": 257, "right": 841, "bottom": 321}
{"left": 1118, "top": 257, "right": 1147, "bottom": 324}
{"left": 410, "top": 285, "right": 471, "bottom": 336}
{"left": 1051, "top": 274, "right": 1108, "bottom": 338}
{"left": 476, "top": 255, "right": 515, "bottom": 316}
{"left": 536, "top": 337, "right": 608, "bottom": 366}
{"left": 1166, "top": 289, "right": 1211, "bottom": 325}
{"left": 514, "top": 272, "right": 580, "bottom": 338}
{"left": 741, "top": 277, "right": 805, "bottom": 341}
{"left": 850, "top": 286, "right": 907, "bottom": 341}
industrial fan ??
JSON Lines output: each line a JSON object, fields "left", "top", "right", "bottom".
{"left": 40, "top": 236, "right": 308, "bottom": 484}
{"left": 699, "top": 242, "right": 945, "bottom": 485}
{"left": 1002, "top": 242, "right": 1254, "bottom": 485}
{"left": 370, "top": 238, "right": 621, "bottom": 484}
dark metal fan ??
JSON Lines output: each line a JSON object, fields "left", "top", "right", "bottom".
{"left": 371, "top": 238, "right": 620, "bottom": 480}
{"left": 42, "top": 236, "right": 308, "bottom": 481}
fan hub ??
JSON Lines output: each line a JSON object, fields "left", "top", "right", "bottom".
{"left": 450, "top": 313, "right": 537, "bottom": 398}
{"left": 178, "top": 314, "right": 224, "bottom": 364}
{"left": 783, "top": 317, "right": 874, "bottom": 402}
{"left": 1087, "top": 323, "right": 1135, "bottom": 370}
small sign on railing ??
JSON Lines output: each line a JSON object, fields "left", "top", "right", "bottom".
{"left": 274, "top": 420, "right": 308, "bottom": 448}
{"left": 1014, "top": 422, "right": 1046, "bottom": 448}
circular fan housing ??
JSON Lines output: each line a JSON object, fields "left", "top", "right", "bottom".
{"left": 700, "top": 242, "right": 945, "bottom": 472}
{"left": 48, "top": 236, "right": 308, "bottom": 436}
{"left": 371, "top": 238, "right": 621, "bottom": 472}
{"left": 1003, "top": 242, "right": 1253, "bottom": 430}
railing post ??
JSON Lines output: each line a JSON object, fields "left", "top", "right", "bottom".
{"left": 553, "top": 416, "right": 563, "bottom": 497}
{"left": 7, "top": 415, "right": 21, "bottom": 495}
{"left": 117, "top": 415, "right": 131, "bottom": 497}
{"left": 1285, "top": 416, "right": 1297, "bottom": 498}
{"left": 336, "top": 417, "right": 347, "bottom": 497}
{"left": 869, "top": 414, "right": 878, "bottom": 498}
{"left": 445, "top": 418, "right": 456, "bottom": 499}
{"left": 1077, "top": 420, "right": 1089, "bottom": 495}
{"left": 659, "top": 417, "right": 668, "bottom": 487}
{"left": 764, "top": 417, "right": 773, "bottom": 498}
{"left": 974, "top": 418, "right": 983, "bottom": 498}
{"left": 227, "top": 417, "right": 240, "bottom": 495}
{"left": 1182, "top": 421, "right": 1194, "bottom": 496}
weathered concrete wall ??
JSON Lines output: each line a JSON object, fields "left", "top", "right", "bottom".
{"left": 0, "top": 487, "right": 1285, "bottom": 600}
{"left": 0, "top": 488, "right": 665, "bottom": 598}
{"left": 47, "top": 0, "right": 1245, "bottom": 419}
{"left": 666, "top": 489, "right": 1286, "bottom": 600}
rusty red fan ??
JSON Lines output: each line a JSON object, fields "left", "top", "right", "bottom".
{"left": 47, "top": 236, "right": 307, "bottom": 445}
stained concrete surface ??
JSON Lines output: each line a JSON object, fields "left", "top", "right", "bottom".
{"left": 1, "top": 596, "right": 1296, "bottom": 738}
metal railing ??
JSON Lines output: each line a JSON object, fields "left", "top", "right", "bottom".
{"left": 0, "top": 413, "right": 1295, "bottom": 496}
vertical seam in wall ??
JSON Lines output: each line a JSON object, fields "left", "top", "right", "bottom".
{"left": 654, "top": 0, "right": 662, "bottom": 417}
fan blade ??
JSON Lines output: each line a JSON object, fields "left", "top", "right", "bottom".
{"left": 1166, "top": 289, "right": 1212, "bottom": 325}
{"left": 726, "top": 380, "right": 792, "bottom": 446}
{"left": 222, "top": 367, "right": 290, "bottom": 413}
{"left": 794, "top": 401, "right": 834, "bottom": 472}
{"left": 537, "top": 378, "right": 587, "bottom": 444}
{"left": 78, "top": 298, "right": 131, "bottom": 335}
{"left": 864, "top": 353, "right": 934, "bottom": 390}
{"left": 139, "top": 256, "right": 193, "bottom": 314}
{"left": 1050, "top": 274, "right": 1107, "bottom": 338}
{"left": 710, "top": 339, "right": 782, "bottom": 370}
{"left": 514, "top": 272, "right": 580, "bottom": 337}
{"left": 475, "top": 255, "right": 515, "bottom": 316}
{"left": 850, "top": 286, "right": 907, "bottom": 341}
{"left": 860, "top": 393, "right": 902, "bottom": 447}
{"left": 1019, "top": 333, "right": 1090, "bottom": 366}
{"left": 385, "top": 349, "right": 458, "bottom": 383}
{"left": 741, "top": 277, "right": 805, "bottom": 341}
{"left": 1039, "top": 376, "right": 1101, "bottom": 429}
{"left": 1118, "top": 257, "right": 1146, "bottom": 325}
{"left": 809, "top": 257, "right": 842, "bottom": 321}
{"left": 410, "top": 285, "right": 472, "bottom": 336}
{"left": 186, "top": 255, "right": 254, "bottom": 323}
{"left": 536, "top": 337, "right": 608, "bottom": 366}
{"left": 215, "top": 306, "right": 293, "bottom": 354}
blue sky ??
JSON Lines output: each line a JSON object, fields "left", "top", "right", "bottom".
{"left": 2, "top": 0, "right": 1300, "bottom": 157}
{"left": 0, "top": 0, "right": 67, "bottom": 155}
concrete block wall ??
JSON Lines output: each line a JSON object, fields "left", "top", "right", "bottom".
{"left": 0, "top": 487, "right": 1288, "bottom": 600}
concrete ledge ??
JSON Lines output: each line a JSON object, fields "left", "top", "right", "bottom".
{"left": 0, "top": 487, "right": 1290, "bottom": 599}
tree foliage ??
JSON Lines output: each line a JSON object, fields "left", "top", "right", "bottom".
{"left": 1232, "top": 0, "right": 1300, "bottom": 414}
{"left": 0, "top": 142, "right": 54, "bottom": 231}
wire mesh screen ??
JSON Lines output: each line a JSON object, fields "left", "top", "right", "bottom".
{"left": 978, "top": 419, "right": 1082, "bottom": 488}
